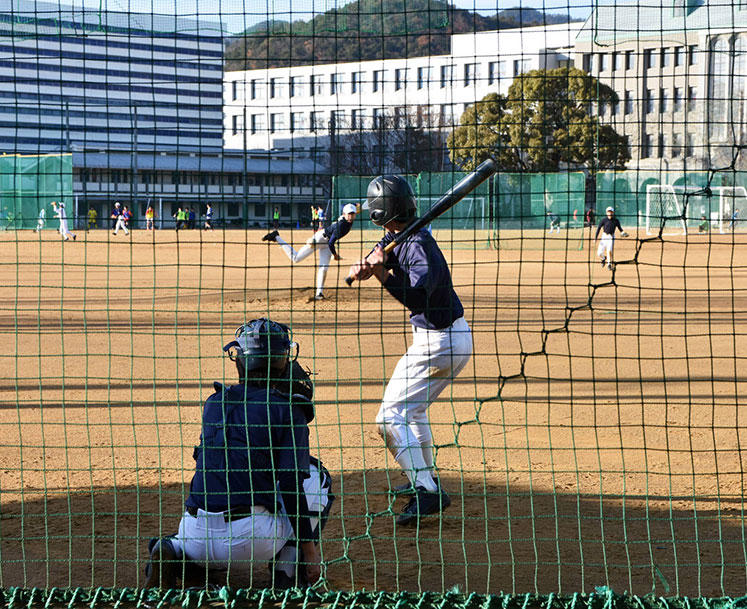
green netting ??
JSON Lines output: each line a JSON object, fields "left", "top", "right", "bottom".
{"left": 0, "top": 154, "right": 73, "bottom": 230}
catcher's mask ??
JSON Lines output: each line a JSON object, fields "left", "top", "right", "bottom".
{"left": 223, "top": 318, "right": 299, "bottom": 375}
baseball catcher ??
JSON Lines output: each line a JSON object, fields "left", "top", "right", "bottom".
{"left": 144, "top": 318, "right": 334, "bottom": 589}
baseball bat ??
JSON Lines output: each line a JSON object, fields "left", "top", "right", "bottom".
{"left": 345, "top": 157, "right": 497, "bottom": 286}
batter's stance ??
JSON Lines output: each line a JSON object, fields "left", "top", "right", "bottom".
{"left": 348, "top": 176, "right": 472, "bottom": 526}
{"left": 263, "top": 203, "right": 357, "bottom": 300}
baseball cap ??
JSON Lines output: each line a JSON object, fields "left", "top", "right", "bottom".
{"left": 606, "top": 206, "right": 614, "bottom": 213}
{"left": 342, "top": 203, "right": 357, "bottom": 215}
{"left": 115, "top": 201, "right": 121, "bottom": 206}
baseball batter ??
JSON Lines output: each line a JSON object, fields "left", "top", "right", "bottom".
{"left": 263, "top": 203, "right": 357, "bottom": 300}
{"left": 144, "top": 319, "right": 332, "bottom": 589}
{"left": 348, "top": 176, "right": 472, "bottom": 526}
{"left": 51, "top": 201, "right": 76, "bottom": 241}
{"left": 595, "top": 206, "right": 628, "bottom": 269}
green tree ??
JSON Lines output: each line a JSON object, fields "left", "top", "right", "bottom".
{"left": 446, "top": 93, "right": 520, "bottom": 171}
{"left": 448, "top": 67, "right": 630, "bottom": 172}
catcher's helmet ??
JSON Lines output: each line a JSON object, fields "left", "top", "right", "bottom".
{"left": 223, "top": 318, "right": 297, "bottom": 373}
{"left": 365, "top": 175, "right": 417, "bottom": 227}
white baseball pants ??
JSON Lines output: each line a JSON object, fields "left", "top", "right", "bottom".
{"left": 169, "top": 463, "right": 330, "bottom": 570}
{"left": 114, "top": 216, "right": 129, "bottom": 235}
{"left": 376, "top": 317, "right": 472, "bottom": 491}
{"left": 276, "top": 230, "right": 331, "bottom": 296}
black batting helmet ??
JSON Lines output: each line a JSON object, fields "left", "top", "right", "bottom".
{"left": 365, "top": 175, "right": 417, "bottom": 227}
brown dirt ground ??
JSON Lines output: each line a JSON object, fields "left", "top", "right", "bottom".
{"left": 0, "top": 226, "right": 746, "bottom": 597}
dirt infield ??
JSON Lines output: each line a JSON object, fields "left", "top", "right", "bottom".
{"left": 0, "top": 227, "right": 746, "bottom": 596}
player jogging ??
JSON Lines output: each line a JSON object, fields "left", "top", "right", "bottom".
{"left": 548, "top": 212, "right": 561, "bottom": 234}
{"left": 143, "top": 319, "right": 332, "bottom": 589}
{"left": 348, "top": 175, "right": 472, "bottom": 526}
{"left": 51, "top": 201, "right": 76, "bottom": 241}
{"left": 263, "top": 203, "right": 357, "bottom": 301}
{"left": 595, "top": 206, "right": 628, "bottom": 270}
{"left": 35, "top": 207, "right": 46, "bottom": 232}
{"left": 113, "top": 204, "right": 129, "bottom": 236}
{"left": 204, "top": 204, "right": 214, "bottom": 230}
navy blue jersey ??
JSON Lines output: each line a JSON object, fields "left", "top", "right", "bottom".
{"left": 206, "top": 208, "right": 213, "bottom": 219}
{"left": 377, "top": 228, "right": 464, "bottom": 330}
{"left": 186, "top": 382, "right": 313, "bottom": 541}
{"left": 324, "top": 216, "right": 353, "bottom": 257}
{"left": 595, "top": 217, "right": 622, "bottom": 238}
{"left": 111, "top": 207, "right": 121, "bottom": 217}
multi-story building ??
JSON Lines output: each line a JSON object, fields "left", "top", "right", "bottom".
{"left": 224, "top": 23, "right": 583, "bottom": 165}
{"left": 0, "top": 0, "right": 224, "bottom": 153}
{"left": 576, "top": 0, "right": 747, "bottom": 171}
{"left": 1, "top": 0, "right": 327, "bottom": 226}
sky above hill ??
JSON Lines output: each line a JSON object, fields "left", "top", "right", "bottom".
{"left": 64, "top": 0, "right": 594, "bottom": 33}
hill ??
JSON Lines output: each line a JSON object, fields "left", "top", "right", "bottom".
{"left": 224, "top": 1, "right": 579, "bottom": 71}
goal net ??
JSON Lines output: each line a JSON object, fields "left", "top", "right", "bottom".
{"left": 717, "top": 186, "right": 747, "bottom": 233}
{"left": 645, "top": 184, "right": 689, "bottom": 235}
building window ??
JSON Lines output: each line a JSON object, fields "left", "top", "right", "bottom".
{"left": 488, "top": 61, "right": 505, "bottom": 84}
{"left": 689, "top": 45, "right": 698, "bottom": 65}
{"left": 612, "top": 98, "right": 620, "bottom": 116}
{"left": 440, "top": 64, "right": 453, "bottom": 88}
{"left": 673, "top": 87, "right": 683, "bottom": 111}
{"left": 290, "top": 76, "right": 303, "bottom": 98}
{"left": 373, "top": 70, "right": 385, "bottom": 92}
{"left": 395, "top": 68, "right": 407, "bottom": 91}
{"left": 231, "top": 114, "right": 240, "bottom": 136}
{"left": 251, "top": 114, "right": 265, "bottom": 134}
{"left": 310, "top": 111, "right": 324, "bottom": 133}
{"left": 311, "top": 75, "right": 324, "bottom": 96}
{"left": 464, "top": 62, "right": 479, "bottom": 86}
{"left": 231, "top": 80, "right": 239, "bottom": 101}
{"left": 393, "top": 106, "right": 406, "bottom": 128}
{"left": 270, "top": 113, "right": 285, "bottom": 133}
{"left": 514, "top": 58, "right": 531, "bottom": 75}
{"left": 645, "top": 89, "right": 655, "bottom": 113}
{"left": 642, "top": 133, "right": 652, "bottom": 158}
{"left": 657, "top": 134, "right": 667, "bottom": 158}
{"left": 352, "top": 71, "right": 362, "bottom": 93}
{"left": 290, "top": 112, "right": 305, "bottom": 132}
{"left": 331, "top": 110, "right": 346, "bottom": 129}
{"left": 439, "top": 103, "right": 454, "bottom": 127}
{"left": 251, "top": 79, "right": 265, "bottom": 100}
{"left": 673, "top": 46, "right": 683, "bottom": 67}
{"left": 686, "top": 132, "right": 695, "bottom": 157}
{"left": 659, "top": 88, "right": 669, "bottom": 113}
{"left": 625, "top": 50, "right": 635, "bottom": 70}
{"left": 624, "top": 90, "right": 633, "bottom": 114}
{"left": 417, "top": 66, "right": 430, "bottom": 89}
{"left": 598, "top": 53, "right": 608, "bottom": 72}
{"left": 644, "top": 48, "right": 654, "bottom": 69}
{"left": 583, "top": 53, "right": 591, "bottom": 72}
{"left": 611, "top": 52, "right": 619, "bottom": 71}
{"left": 330, "top": 73, "right": 339, "bottom": 95}
{"left": 660, "top": 47, "right": 670, "bottom": 67}
{"left": 688, "top": 86, "right": 697, "bottom": 111}
{"left": 270, "top": 78, "right": 284, "bottom": 99}
{"left": 351, "top": 109, "right": 366, "bottom": 129}
{"left": 373, "top": 107, "right": 385, "bottom": 128}
{"left": 672, "top": 132, "right": 682, "bottom": 157}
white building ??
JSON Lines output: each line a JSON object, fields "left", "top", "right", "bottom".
{"left": 224, "top": 23, "right": 583, "bottom": 157}
{"left": 0, "top": 0, "right": 224, "bottom": 153}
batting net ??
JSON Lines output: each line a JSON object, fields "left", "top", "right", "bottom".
{"left": 3, "top": 0, "right": 747, "bottom": 606}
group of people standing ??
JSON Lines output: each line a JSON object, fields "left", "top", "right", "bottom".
{"left": 173, "top": 205, "right": 213, "bottom": 231}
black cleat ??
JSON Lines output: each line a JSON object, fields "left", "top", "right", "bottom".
{"left": 600, "top": 256, "right": 606, "bottom": 267}
{"left": 396, "top": 487, "right": 451, "bottom": 526}
{"left": 144, "top": 538, "right": 179, "bottom": 590}
{"left": 262, "top": 230, "right": 279, "bottom": 242}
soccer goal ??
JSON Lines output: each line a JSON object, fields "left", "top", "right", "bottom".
{"left": 645, "top": 184, "right": 689, "bottom": 235}
{"left": 716, "top": 186, "right": 747, "bottom": 233}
